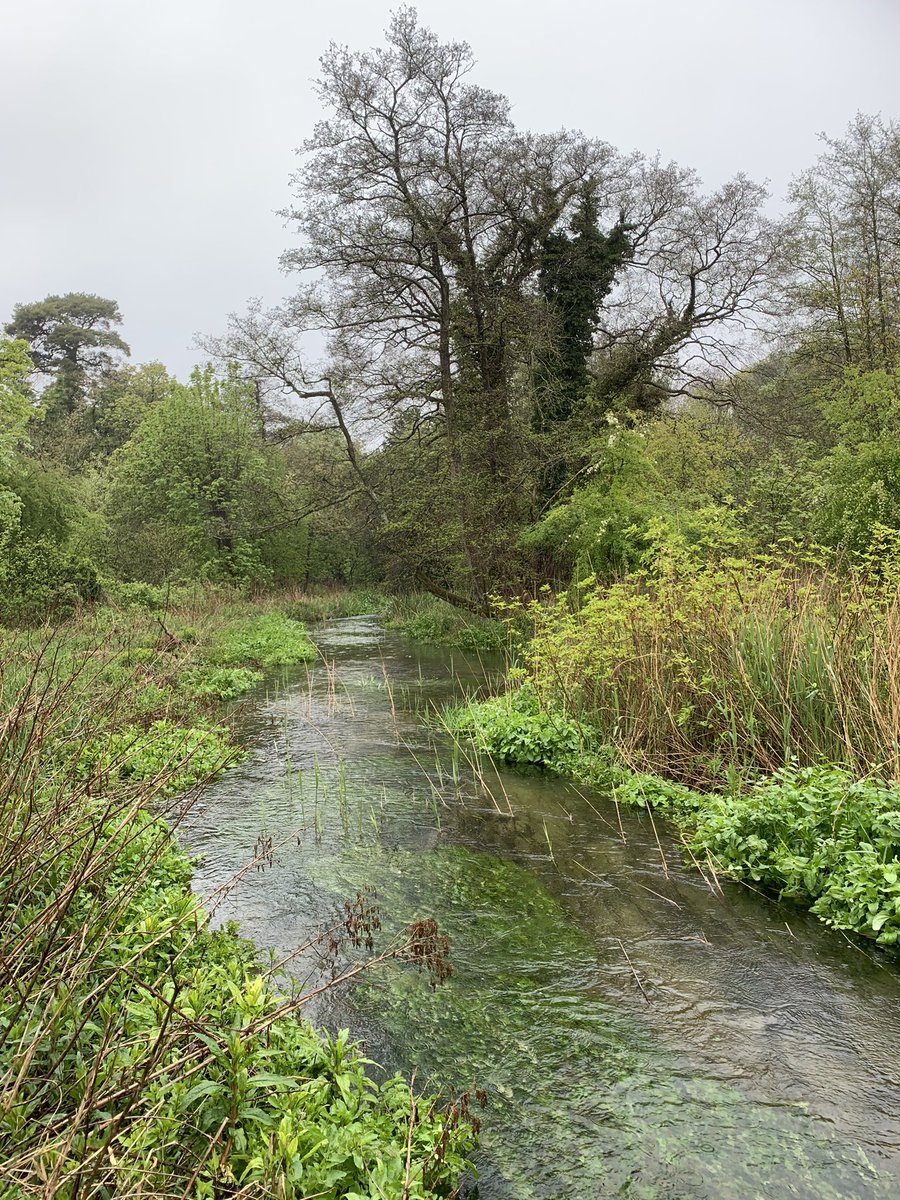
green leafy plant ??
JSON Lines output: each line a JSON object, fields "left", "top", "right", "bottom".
{"left": 446, "top": 687, "right": 583, "bottom": 768}
{"left": 211, "top": 612, "right": 316, "bottom": 667}
{"left": 77, "top": 719, "right": 239, "bottom": 794}
{"left": 183, "top": 665, "right": 264, "bottom": 701}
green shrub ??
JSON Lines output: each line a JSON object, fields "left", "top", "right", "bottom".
{"left": 0, "top": 533, "right": 99, "bottom": 621}
{"left": 106, "top": 579, "right": 169, "bottom": 610}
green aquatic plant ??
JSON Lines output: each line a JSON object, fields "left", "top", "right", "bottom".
{"left": 449, "top": 690, "right": 900, "bottom": 947}
{"left": 444, "top": 686, "right": 583, "bottom": 768}
{"left": 688, "top": 765, "right": 900, "bottom": 945}
{"left": 210, "top": 612, "right": 316, "bottom": 667}
{"left": 182, "top": 664, "right": 264, "bottom": 700}
{"left": 77, "top": 718, "right": 239, "bottom": 795}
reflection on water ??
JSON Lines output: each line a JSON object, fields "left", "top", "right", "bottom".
{"left": 183, "top": 617, "right": 900, "bottom": 1199}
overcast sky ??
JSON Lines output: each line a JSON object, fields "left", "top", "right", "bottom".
{"left": 2, "top": 0, "right": 898, "bottom": 378}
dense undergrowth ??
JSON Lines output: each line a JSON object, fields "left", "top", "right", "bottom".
{"left": 447, "top": 549, "right": 900, "bottom": 949}
{"left": 0, "top": 592, "right": 474, "bottom": 1197}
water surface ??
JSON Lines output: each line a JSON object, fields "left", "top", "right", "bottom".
{"left": 183, "top": 617, "right": 900, "bottom": 1199}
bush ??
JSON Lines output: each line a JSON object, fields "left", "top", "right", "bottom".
{"left": 0, "top": 533, "right": 99, "bottom": 621}
{"left": 106, "top": 579, "right": 169, "bottom": 610}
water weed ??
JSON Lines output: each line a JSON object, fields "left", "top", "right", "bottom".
{"left": 210, "top": 612, "right": 316, "bottom": 667}
{"left": 449, "top": 688, "right": 900, "bottom": 948}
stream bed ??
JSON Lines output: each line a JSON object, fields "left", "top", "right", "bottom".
{"left": 183, "top": 616, "right": 900, "bottom": 1199}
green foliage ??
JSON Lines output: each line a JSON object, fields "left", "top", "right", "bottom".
{"left": 4, "top": 292, "right": 128, "bottom": 378}
{"left": 686, "top": 766, "right": 900, "bottom": 944}
{"left": 183, "top": 665, "right": 264, "bottom": 701}
{"left": 5, "top": 293, "right": 129, "bottom": 431}
{"left": 813, "top": 365, "right": 900, "bottom": 553}
{"left": 106, "top": 579, "right": 170, "bottom": 610}
{"left": 533, "top": 190, "right": 633, "bottom": 437}
{"left": 0, "top": 532, "right": 99, "bottom": 621}
{"left": 522, "top": 410, "right": 757, "bottom": 580}
{"left": 386, "top": 594, "right": 506, "bottom": 652}
{"left": 103, "top": 367, "right": 288, "bottom": 584}
{"left": 211, "top": 612, "right": 316, "bottom": 667}
{"left": 0, "top": 336, "right": 33, "bottom": 469}
{"left": 78, "top": 719, "right": 238, "bottom": 794}
{"left": 446, "top": 687, "right": 583, "bottom": 768}
{"left": 87, "top": 361, "right": 173, "bottom": 459}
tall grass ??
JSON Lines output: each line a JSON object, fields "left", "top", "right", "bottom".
{"left": 521, "top": 559, "right": 900, "bottom": 785}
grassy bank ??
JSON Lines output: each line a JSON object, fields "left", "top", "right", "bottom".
{"left": 0, "top": 593, "right": 474, "bottom": 1197}
{"left": 384, "top": 594, "right": 507, "bottom": 653}
{"left": 446, "top": 554, "right": 900, "bottom": 950}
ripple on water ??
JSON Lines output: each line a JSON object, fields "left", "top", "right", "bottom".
{"left": 183, "top": 616, "right": 900, "bottom": 1200}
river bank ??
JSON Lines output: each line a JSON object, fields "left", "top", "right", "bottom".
{"left": 0, "top": 591, "right": 474, "bottom": 1198}
{"left": 448, "top": 686, "right": 900, "bottom": 948}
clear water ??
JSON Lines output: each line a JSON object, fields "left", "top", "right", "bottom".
{"left": 182, "top": 617, "right": 900, "bottom": 1199}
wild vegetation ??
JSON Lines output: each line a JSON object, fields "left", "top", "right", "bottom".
{"left": 4, "top": 5, "right": 900, "bottom": 1191}
{"left": 0, "top": 596, "right": 474, "bottom": 1196}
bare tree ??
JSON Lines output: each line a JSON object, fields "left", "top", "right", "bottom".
{"left": 208, "top": 9, "right": 786, "bottom": 598}
{"left": 787, "top": 113, "right": 900, "bottom": 374}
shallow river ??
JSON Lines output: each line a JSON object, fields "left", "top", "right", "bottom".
{"left": 183, "top": 616, "right": 900, "bottom": 1199}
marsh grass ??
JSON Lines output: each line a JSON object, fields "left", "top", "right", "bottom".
{"left": 520, "top": 560, "right": 900, "bottom": 786}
